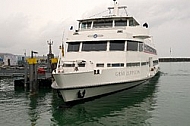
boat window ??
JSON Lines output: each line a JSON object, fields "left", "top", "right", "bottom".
{"left": 141, "top": 62, "right": 147, "bottom": 66}
{"left": 127, "top": 41, "right": 138, "bottom": 51}
{"left": 126, "top": 62, "right": 140, "bottom": 67}
{"left": 63, "top": 63, "right": 75, "bottom": 67}
{"left": 81, "top": 23, "right": 86, "bottom": 29}
{"left": 81, "top": 22, "right": 91, "bottom": 29}
{"left": 82, "top": 41, "right": 107, "bottom": 51}
{"left": 115, "top": 19, "right": 127, "bottom": 26}
{"left": 144, "top": 44, "right": 148, "bottom": 52}
{"left": 87, "top": 22, "right": 91, "bottom": 29}
{"left": 107, "top": 63, "right": 124, "bottom": 67}
{"left": 96, "top": 63, "right": 104, "bottom": 67}
{"left": 93, "top": 20, "right": 112, "bottom": 28}
{"left": 78, "top": 62, "right": 85, "bottom": 67}
{"left": 67, "top": 42, "right": 80, "bottom": 52}
{"left": 144, "top": 44, "right": 157, "bottom": 55}
{"left": 129, "top": 19, "right": 134, "bottom": 26}
{"left": 110, "top": 40, "right": 125, "bottom": 51}
{"left": 139, "top": 43, "right": 144, "bottom": 52}
{"left": 129, "top": 19, "right": 139, "bottom": 26}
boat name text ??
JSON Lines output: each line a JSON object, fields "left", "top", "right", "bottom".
{"left": 115, "top": 70, "right": 140, "bottom": 76}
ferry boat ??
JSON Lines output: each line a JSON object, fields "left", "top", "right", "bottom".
{"left": 52, "top": 0, "right": 159, "bottom": 102}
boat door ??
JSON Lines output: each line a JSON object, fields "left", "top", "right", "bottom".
{"left": 149, "top": 57, "right": 155, "bottom": 76}
{"left": 149, "top": 57, "right": 153, "bottom": 68}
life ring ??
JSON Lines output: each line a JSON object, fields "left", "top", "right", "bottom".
{"left": 77, "top": 90, "right": 86, "bottom": 98}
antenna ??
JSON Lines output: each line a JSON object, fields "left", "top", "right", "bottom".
{"left": 62, "top": 30, "right": 65, "bottom": 43}
{"left": 47, "top": 39, "right": 53, "bottom": 54}
{"left": 108, "top": 0, "right": 127, "bottom": 16}
{"left": 61, "top": 31, "right": 65, "bottom": 57}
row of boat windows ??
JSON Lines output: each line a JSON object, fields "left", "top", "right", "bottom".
{"left": 62, "top": 63, "right": 145, "bottom": 68}
{"left": 62, "top": 63, "right": 85, "bottom": 67}
{"left": 80, "top": 18, "right": 139, "bottom": 29}
{"left": 67, "top": 40, "right": 156, "bottom": 54}
{"left": 61, "top": 60, "right": 159, "bottom": 68}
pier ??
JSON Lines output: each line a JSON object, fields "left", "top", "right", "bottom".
{"left": 0, "top": 40, "right": 58, "bottom": 92}
{"left": 159, "top": 57, "right": 190, "bottom": 62}
{"left": 0, "top": 68, "right": 25, "bottom": 77}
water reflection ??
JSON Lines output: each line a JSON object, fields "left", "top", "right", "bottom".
{"left": 0, "top": 73, "right": 160, "bottom": 126}
{"left": 2, "top": 63, "right": 190, "bottom": 125}
{"left": 28, "top": 95, "right": 39, "bottom": 126}
{"left": 14, "top": 87, "right": 53, "bottom": 126}
{"left": 51, "top": 74, "right": 160, "bottom": 126}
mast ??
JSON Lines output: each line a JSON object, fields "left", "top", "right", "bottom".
{"left": 47, "top": 39, "right": 53, "bottom": 54}
{"left": 47, "top": 39, "right": 54, "bottom": 72}
{"left": 113, "top": 0, "right": 119, "bottom": 16}
{"left": 108, "top": 0, "right": 127, "bottom": 16}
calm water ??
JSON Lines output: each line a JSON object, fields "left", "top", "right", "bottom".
{"left": 1, "top": 62, "right": 190, "bottom": 126}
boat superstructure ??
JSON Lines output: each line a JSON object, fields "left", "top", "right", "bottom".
{"left": 52, "top": 0, "right": 159, "bottom": 102}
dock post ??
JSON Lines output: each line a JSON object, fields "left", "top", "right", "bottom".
{"left": 27, "top": 51, "right": 38, "bottom": 94}
{"left": 29, "top": 62, "right": 34, "bottom": 92}
{"left": 24, "top": 61, "right": 28, "bottom": 88}
{"left": 34, "top": 62, "right": 38, "bottom": 92}
{"left": 47, "top": 40, "right": 54, "bottom": 73}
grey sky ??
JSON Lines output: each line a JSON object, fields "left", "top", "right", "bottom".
{"left": 0, "top": 0, "right": 190, "bottom": 57}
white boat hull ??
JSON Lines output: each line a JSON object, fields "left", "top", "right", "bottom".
{"left": 52, "top": 67, "right": 159, "bottom": 102}
{"left": 52, "top": 78, "right": 149, "bottom": 102}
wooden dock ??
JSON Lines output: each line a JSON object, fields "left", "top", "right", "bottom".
{"left": 0, "top": 41, "right": 58, "bottom": 94}
{"left": 0, "top": 66, "right": 53, "bottom": 88}
{"left": 0, "top": 68, "right": 25, "bottom": 77}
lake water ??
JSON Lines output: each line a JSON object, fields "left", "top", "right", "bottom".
{"left": 1, "top": 62, "right": 190, "bottom": 126}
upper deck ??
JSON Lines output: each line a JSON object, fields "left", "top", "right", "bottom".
{"left": 78, "top": 16, "right": 140, "bottom": 31}
{"left": 59, "top": 1, "right": 158, "bottom": 71}
{"left": 77, "top": 1, "right": 140, "bottom": 31}
{"left": 68, "top": 1, "right": 150, "bottom": 41}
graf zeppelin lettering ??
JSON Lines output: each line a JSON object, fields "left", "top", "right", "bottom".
{"left": 115, "top": 70, "right": 140, "bottom": 76}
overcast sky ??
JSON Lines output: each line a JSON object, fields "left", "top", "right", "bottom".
{"left": 0, "top": 0, "right": 190, "bottom": 57}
